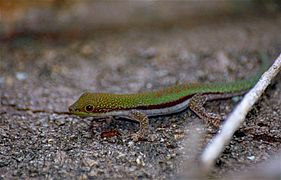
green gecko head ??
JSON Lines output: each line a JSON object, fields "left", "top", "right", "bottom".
{"left": 68, "top": 92, "right": 112, "bottom": 117}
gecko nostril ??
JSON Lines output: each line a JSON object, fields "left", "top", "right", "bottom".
{"left": 69, "top": 106, "right": 75, "bottom": 112}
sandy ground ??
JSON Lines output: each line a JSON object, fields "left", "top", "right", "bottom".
{"left": 1, "top": 10, "right": 281, "bottom": 179}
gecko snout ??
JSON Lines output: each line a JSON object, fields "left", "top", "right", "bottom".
{"left": 68, "top": 105, "right": 76, "bottom": 113}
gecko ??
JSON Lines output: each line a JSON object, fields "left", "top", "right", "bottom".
{"left": 69, "top": 54, "right": 268, "bottom": 140}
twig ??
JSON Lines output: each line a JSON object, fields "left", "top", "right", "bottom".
{"left": 201, "top": 53, "right": 281, "bottom": 172}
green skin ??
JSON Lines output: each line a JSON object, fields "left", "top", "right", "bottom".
{"left": 68, "top": 54, "right": 268, "bottom": 139}
{"left": 70, "top": 57, "right": 266, "bottom": 114}
{"left": 69, "top": 79, "right": 258, "bottom": 116}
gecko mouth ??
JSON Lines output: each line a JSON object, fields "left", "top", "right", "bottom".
{"left": 68, "top": 105, "right": 85, "bottom": 115}
{"left": 68, "top": 106, "right": 97, "bottom": 117}
{"left": 69, "top": 109, "right": 90, "bottom": 117}
{"left": 68, "top": 105, "right": 76, "bottom": 113}
{"left": 68, "top": 105, "right": 82, "bottom": 114}
{"left": 68, "top": 104, "right": 105, "bottom": 117}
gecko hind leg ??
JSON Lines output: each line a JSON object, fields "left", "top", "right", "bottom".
{"left": 128, "top": 110, "right": 149, "bottom": 141}
{"left": 188, "top": 94, "right": 222, "bottom": 128}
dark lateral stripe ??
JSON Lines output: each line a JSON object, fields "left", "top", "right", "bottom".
{"left": 135, "top": 93, "right": 195, "bottom": 110}
{"left": 99, "top": 91, "right": 246, "bottom": 113}
{"left": 133, "top": 91, "right": 246, "bottom": 110}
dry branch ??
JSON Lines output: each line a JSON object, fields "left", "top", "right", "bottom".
{"left": 201, "top": 53, "right": 281, "bottom": 172}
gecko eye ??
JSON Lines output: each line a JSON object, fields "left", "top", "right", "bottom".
{"left": 85, "top": 105, "right": 93, "bottom": 112}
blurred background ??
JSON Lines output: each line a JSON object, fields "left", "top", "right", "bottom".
{"left": 1, "top": 0, "right": 281, "bottom": 40}
{"left": 1, "top": 0, "right": 280, "bottom": 91}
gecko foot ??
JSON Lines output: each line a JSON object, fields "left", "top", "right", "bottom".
{"left": 129, "top": 110, "right": 150, "bottom": 141}
{"left": 189, "top": 93, "right": 222, "bottom": 128}
{"left": 131, "top": 132, "right": 147, "bottom": 142}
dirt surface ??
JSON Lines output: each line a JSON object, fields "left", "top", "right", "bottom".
{"left": 1, "top": 11, "right": 281, "bottom": 179}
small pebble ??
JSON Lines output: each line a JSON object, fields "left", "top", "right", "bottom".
{"left": 247, "top": 155, "right": 255, "bottom": 161}
{"left": 0, "top": 77, "right": 4, "bottom": 84}
{"left": 232, "top": 96, "right": 242, "bottom": 102}
{"left": 16, "top": 72, "right": 28, "bottom": 81}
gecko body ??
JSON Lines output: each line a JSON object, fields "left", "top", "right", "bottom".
{"left": 69, "top": 54, "right": 268, "bottom": 140}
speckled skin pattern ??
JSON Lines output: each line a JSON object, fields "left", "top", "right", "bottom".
{"left": 69, "top": 54, "right": 267, "bottom": 116}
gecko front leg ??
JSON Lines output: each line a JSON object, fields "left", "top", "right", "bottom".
{"left": 128, "top": 110, "right": 149, "bottom": 141}
{"left": 188, "top": 93, "right": 222, "bottom": 128}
